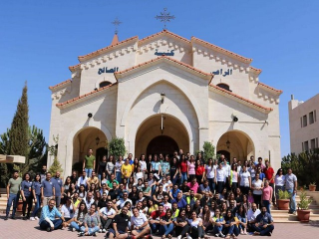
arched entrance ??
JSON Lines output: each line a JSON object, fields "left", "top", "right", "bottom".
{"left": 147, "top": 136, "right": 179, "bottom": 156}
{"left": 216, "top": 130, "right": 254, "bottom": 164}
{"left": 135, "top": 114, "right": 189, "bottom": 158}
{"left": 73, "top": 127, "right": 108, "bottom": 172}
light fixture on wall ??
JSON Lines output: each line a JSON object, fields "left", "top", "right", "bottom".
{"left": 160, "top": 93, "right": 166, "bottom": 104}
{"left": 95, "top": 137, "right": 100, "bottom": 145}
{"left": 226, "top": 139, "right": 230, "bottom": 149}
{"left": 160, "top": 114, "right": 165, "bottom": 134}
{"left": 88, "top": 113, "right": 93, "bottom": 118}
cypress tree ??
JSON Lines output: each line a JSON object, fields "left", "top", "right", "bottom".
{"left": 9, "top": 82, "right": 29, "bottom": 157}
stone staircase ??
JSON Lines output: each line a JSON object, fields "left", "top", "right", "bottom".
{"left": 271, "top": 194, "right": 319, "bottom": 223}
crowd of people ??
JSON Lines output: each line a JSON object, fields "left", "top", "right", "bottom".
{"left": 4, "top": 148, "right": 299, "bottom": 238}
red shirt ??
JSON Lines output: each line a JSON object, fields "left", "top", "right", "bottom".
{"left": 196, "top": 165, "right": 205, "bottom": 176}
{"left": 264, "top": 167, "right": 274, "bottom": 183}
{"left": 150, "top": 210, "right": 166, "bottom": 220}
{"left": 180, "top": 161, "right": 188, "bottom": 173}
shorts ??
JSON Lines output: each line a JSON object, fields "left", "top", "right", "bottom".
{"left": 108, "top": 229, "right": 126, "bottom": 236}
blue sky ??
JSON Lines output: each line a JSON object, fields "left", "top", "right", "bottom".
{"left": 1, "top": 0, "right": 318, "bottom": 157}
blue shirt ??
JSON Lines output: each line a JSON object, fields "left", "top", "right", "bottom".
{"left": 42, "top": 179, "right": 55, "bottom": 197}
{"left": 170, "top": 188, "right": 181, "bottom": 200}
{"left": 256, "top": 212, "right": 273, "bottom": 225}
{"left": 32, "top": 181, "right": 42, "bottom": 195}
{"left": 21, "top": 180, "right": 32, "bottom": 197}
{"left": 173, "top": 198, "right": 187, "bottom": 209}
{"left": 259, "top": 173, "right": 266, "bottom": 181}
{"left": 52, "top": 177, "right": 63, "bottom": 196}
{"left": 39, "top": 205, "right": 62, "bottom": 225}
{"left": 199, "top": 184, "right": 211, "bottom": 193}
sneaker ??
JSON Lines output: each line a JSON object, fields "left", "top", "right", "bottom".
{"left": 72, "top": 228, "right": 76, "bottom": 232}
{"left": 102, "top": 229, "right": 106, "bottom": 233}
{"left": 215, "top": 234, "right": 219, "bottom": 237}
{"left": 186, "top": 234, "right": 192, "bottom": 239}
{"left": 78, "top": 232, "right": 84, "bottom": 237}
{"left": 23, "top": 216, "right": 28, "bottom": 220}
{"left": 46, "top": 227, "right": 51, "bottom": 232}
{"left": 30, "top": 217, "right": 35, "bottom": 221}
{"left": 93, "top": 232, "right": 97, "bottom": 237}
{"left": 35, "top": 216, "right": 39, "bottom": 220}
{"left": 177, "top": 236, "right": 182, "bottom": 239}
{"left": 99, "top": 229, "right": 103, "bottom": 233}
{"left": 219, "top": 232, "right": 225, "bottom": 238}
{"left": 4, "top": 216, "right": 8, "bottom": 221}
{"left": 11, "top": 216, "right": 16, "bottom": 220}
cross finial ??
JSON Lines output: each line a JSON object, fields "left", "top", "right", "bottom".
{"left": 155, "top": 8, "right": 175, "bottom": 30}
{"left": 111, "top": 17, "right": 122, "bottom": 34}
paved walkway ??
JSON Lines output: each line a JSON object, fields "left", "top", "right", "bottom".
{"left": 0, "top": 214, "right": 318, "bottom": 239}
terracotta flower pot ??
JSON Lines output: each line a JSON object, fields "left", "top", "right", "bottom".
{"left": 277, "top": 199, "right": 290, "bottom": 210}
{"left": 309, "top": 185, "right": 316, "bottom": 191}
{"left": 297, "top": 209, "right": 311, "bottom": 222}
{"left": 16, "top": 200, "right": 23, "bottom": 212}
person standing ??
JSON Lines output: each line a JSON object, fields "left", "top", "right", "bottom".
{"left": 30, "top": 173, "right": 42, "bottom": 220}
{"left": 52, "top": 171, "right": 63, "bottom": 208}
{"left": 263, "top": 159, "right": 275, "bottom": 204}
{"left": 39, "top": 199, "right": 65, "bottom": 232}
{"left": 274, "top": 168, "right": 285, "bottom": 206}
{"left": 262, "top": 180, "right": 273, "bottom": 214}
{"left": 215, "top": 162, "right": 226, "bottom": 194}
{"left": 40, "top": 165, "right": 47, "bottom": 182}
{"left": 115, "top": 156, "right": 123, "bottom": 183}
{"left": 251, "top": 173, "right": 263, "bottom": 209}
{"left": 41, "top": 172, "right": 55, "bottom": 207}
{"left": 4, "top": 170, "right": 22, "bottom": 220}
{"left": 284, "top": 168, "right": 298, "bottom": 214}
{"left": 83, "top": 148, "right": 96, "bottom": 177}
{"left": 97, "top": 155, "right": 107, "bottom": 180}
{"left": 20, "top": 173, "right": 33, "bottom": 220}
{"left": 239, "top": 165, "right": 251, "bottom": 195}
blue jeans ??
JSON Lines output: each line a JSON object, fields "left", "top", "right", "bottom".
{"left": 6, "top": 193, "right": 20, "bottom": 217}
{"left": 150, "top": 223, "right": 161, "bottom": 234}
{"left": 213, "top": 225, "right": 223, "bottom": 233}
{"left": 85, "top": 168, "right": 93, "bottom": 177}
{"left": 223, "top": 225, "right": 239, "bottom": 236}
{"left": 70, "top": 221, "right": 81, "bottom": 231}
{"left": 287, "top": 189, "right": 296, "bottom": 212}
{"left": 32, "top": 194, "right": 41, "bottom": 217}
{"left": 263, "top": 200, "right": 271, "bottom": 214}
{"left": 208, "top": 178, "right": 215, "bottom": 193}
{"left": 159, "top": 223, "right": 174, "bottom": 236}
{"left": 180, "top": 172, "right": 187, "bottom": 184}
{"left": 116, "top": 172, "right": 122, "bottom": 183}
{"left": 236, "top": 216, "right": 246, "bottom": 230}
{"left": 80, "top": 225, "right": 100, "bottom": 235}
{"left": 40, "top": 219, "right": 63, "bottom": 230}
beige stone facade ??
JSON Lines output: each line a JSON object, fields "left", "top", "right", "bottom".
{"left": 48, "top": 30, "right": 282, "bottom": 176}
{"left": 289, "top": 94, "right": 319, "bottom": 154}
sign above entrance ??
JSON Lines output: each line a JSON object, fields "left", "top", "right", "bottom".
{"left": 154, "top": 49, "right": 175, "bottom": 56}
{"left": 98, "top": 67, "right": 119, "bottom": 75}
{"left": 212, "top": 68, "right": 233, "bottom": 77}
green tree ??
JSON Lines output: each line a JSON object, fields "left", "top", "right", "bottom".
{"left": 48, "top": 135, "right": 63, "bottom": 175}
{"left": 203, "top": 141, "right": 215, "bottom": 161}
{"left": 109, "top": 138, "right": 126, "bottom": 157}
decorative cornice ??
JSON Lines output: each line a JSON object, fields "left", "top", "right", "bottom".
{"left": 77, "top": 36, "right": 138, "bottom": 62}
{"left": 49, "top": 79, "right": 72, "bottom": 91}
{"left": 114, "top": 56, "right": 213, "bottom": 81}
{"left": 191, "top": 37, "right": 252, "bottom": 64}
{"left": 69, "top": 63, "right": 81, "bottom": 72}
{"left": 209, "top": 84, "right": 273, "bottom": 113}
{"left": 258, "top": 82, "right": 282, "bottom": 94}
{"left": 56, "top": 83, "right": 117, "bottom": 109}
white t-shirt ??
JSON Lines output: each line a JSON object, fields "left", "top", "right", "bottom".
{"left": 188, "top": 218, "right": 202, "bottom": 227}
{"left": 131, "top": 212, "right": 148, "bottom": 227}
{"left": 135, "top": 172, "right": 144, "bottom": 183}
{"left": 275, "top": 175, "right": 285, "bottom": 186}
{"left": 239, "top": 171, "right": 251, "bottom": 187}
{"left": 140, "top": 161, "right": 147, "bottom": 171}
{"left": 248, "top": 168, "right": 256, "bottom": 179}
{"left": 83, "top": 197, "right": 95, "bottom": 209}
{"left": 252, "top": 179, "right": 263, "bottom": 195}
{"left": 222, "top": 163, "right": 231, "bottom": 178}
{"left": 163, "top": 202, "right": 172, "bottom": 212}
{"left": 247, "top": 208, "right": 261, "bottom": 222}
{"left": 115, "top": 161, "right": 122, "bottom": 172}
{"left": 116, "top": 198, "right": 133, "bottom": 208}
{"left": 99, "top": 207, "right": 116, "bottom": 217}
{"left": 205, "top": 165, "right": 215, "bottom": 179}
{"left": 61, "top": 204, "right": 74, "bottom": 218}
{"left": 216, "top": 168, "right": 226, "bottom": 182}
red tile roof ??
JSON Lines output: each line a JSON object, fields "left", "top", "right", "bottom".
{"left": 111, "top": 33, "right": 119, "bottom": 46}
{"left": 191, "top": 37, "right": 253, "bottom": 64}
{"left": 115, "top": 55, "right": 213, "bottom": 79}
{"left": 56, "top": 83, "right": 117, "bottom": 108}
{"left": 258, "top": 82, "right": 283, "bottom": 94}
{"left": 49, "top": 79, "right": 72, "bottom": 90}
{"left": 78, "top": 36, "right": 138, "bottom": 62}
{"left": 139, "top": 30, "right": 191, "bottom": 45}
{"left": 210, "top": 84, "right": 273, "bottom": 112}
{"left": 69, "top": 63, "right": 81, "bottom": 72}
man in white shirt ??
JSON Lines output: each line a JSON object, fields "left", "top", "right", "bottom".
{"left": 247, "top": 203, "right": 261, "bottom": 232}
{"left": 99, "top": 201, "right": 116, "bottom": 232}
{"left": 83, "top": 192, "right": 95, "bottom": 209}
{"left": 131, "top": 208, "right": 150, "bottom": 239}
{"left": 116, "top": 192, "right": 133, "bottom": 209}
{"left": 221, "top": 155, "right": 231, "bottom": 188}
{"left": 77, "top": 171, "right": 88, "bottom": 189}
{"left": 162, "top": 195, "right": 172, "bottom": 212}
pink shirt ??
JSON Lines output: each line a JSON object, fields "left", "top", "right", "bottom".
{"left": 262, "top": 186, "right": 273, "bottom": 201}
{"left": 187, "top": 161, "right": 196, "bottom": 175}
{"left": 187, "top": 182, "right": 199, "bottom": 193}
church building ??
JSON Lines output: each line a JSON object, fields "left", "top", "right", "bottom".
{"left": 48, "top": 30, "right": 282, "bottom": 176}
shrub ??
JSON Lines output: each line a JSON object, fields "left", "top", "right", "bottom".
{"left": 298, "top": 191, "right": 312, "bottom": 210}
{"left": 109, "top": 138, "right": 126, "bottom": 158}
{"left": 278, "top": 189, "right": 290, "bottom": 199}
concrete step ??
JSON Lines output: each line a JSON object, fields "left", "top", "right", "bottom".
{"left": 271, "top": 209, "right": 319, "bottom": 214}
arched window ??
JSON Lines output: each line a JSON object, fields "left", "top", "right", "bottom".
{"left": 99, "top": 81, "right": 111, "bottom": 88}
{"left": 217, "top": 83, "right": 232, "bottom": 92}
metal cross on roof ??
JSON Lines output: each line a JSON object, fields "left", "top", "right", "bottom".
{"left": 111, "top": 17, "right": 122, "bottom": 34}
{"left": 155, "top": 8, "right": 175, "bottom": 30}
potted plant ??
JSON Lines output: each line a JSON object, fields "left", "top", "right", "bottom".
{"left": 277, "top": 189, "right": 290, "bottom": 210}
{"left": 297, "top": 191, "right": 312, "bottom": 222}
{"left": 309, "top": 182, "right": 316, "bottom": 191}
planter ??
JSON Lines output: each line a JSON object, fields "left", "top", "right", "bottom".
{"left": 16, "top": 200, "right": 23, "bottom": 212}
{"left": 277, "top": 199, "right": 290, "bottom": 210}
{"left": 309, "top": 185, "right": 316, "bottom": 192}
{"left": 297, "top": 209, "right": 311, "bottom": 222}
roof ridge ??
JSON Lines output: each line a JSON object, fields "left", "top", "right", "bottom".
{"left": 210, "top": 84, "right": 273, "bottom": 112}
{"left": 49, "top": 79, "right": 72, "bottom": 91}
{"left": 258, "top": 82, "right": 283, "bottom": 93}
{"left": 139, "top": 30, "right": 191, "bottom": 45}
{"left": 192, "top": 37, "right": 252, "bottom": 64}
{"left": 56, "top": 83, "right": 117, "bottom": 108}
